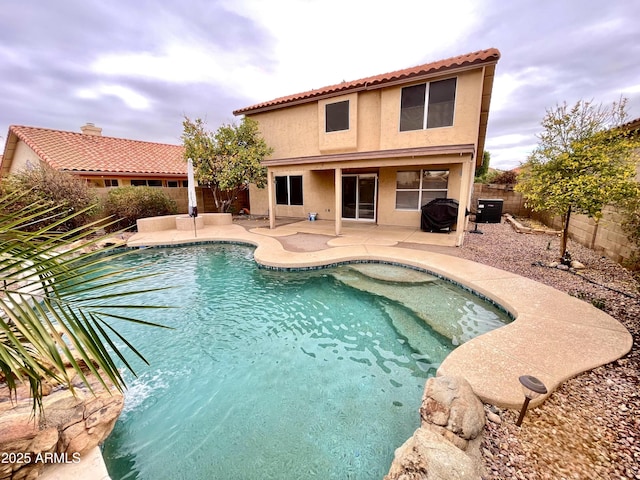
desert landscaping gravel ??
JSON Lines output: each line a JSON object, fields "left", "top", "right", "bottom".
{"left": 449, "top": 222, "right": 640, "bottom": 480}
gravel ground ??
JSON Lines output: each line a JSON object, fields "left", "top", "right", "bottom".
{"left": 448, "top": 222, "right": 640, "bottom": 480}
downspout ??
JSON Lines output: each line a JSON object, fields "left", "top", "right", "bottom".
{"left": 457, "top": 154, "right": 474, "bottom": 246}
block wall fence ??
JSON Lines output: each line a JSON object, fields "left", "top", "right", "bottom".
{"left": 471, "top": 183, "right": 636, "bottom": 263}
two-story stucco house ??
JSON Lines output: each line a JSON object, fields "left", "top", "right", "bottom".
{"left": 0, "top": 123, "right": 187, "bottom": 188}
{"left": 233, "top": 48, "right": 500, "bottom": 246}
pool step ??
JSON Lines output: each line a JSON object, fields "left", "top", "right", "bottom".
{"left": 380, "top": 300, "right": 452, "bottom": 366}
{"left": 330, "top": 265, "right": 465, "bottom": 342}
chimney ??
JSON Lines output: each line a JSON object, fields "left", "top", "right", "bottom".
{"left": 80, "top": 123, "right": 102, "bottom": 136}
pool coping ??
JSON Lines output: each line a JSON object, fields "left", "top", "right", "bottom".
{"left": 46, "top": 221, "right": 631, "bottom": 479}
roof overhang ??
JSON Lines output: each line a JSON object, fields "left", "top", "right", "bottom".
{"left": 262, "top": 144, "right": 475, "bottom": 168}
{"left": 234, "top": 48, "right": 500, "bottom": 116}
{"left": 66, "top": 170, "right": 187, "bottom": 178}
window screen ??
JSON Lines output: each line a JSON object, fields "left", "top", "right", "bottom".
{"left": 325, "top": 101, "right": 350, "bottom": 132}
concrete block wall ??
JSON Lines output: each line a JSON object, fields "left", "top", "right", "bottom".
{"left": 471, "top": 184, "right": 531, "bottom": 216}
{"left": 532, "top": 206, "right": 635, "bottom": 263}
{"left": 471, "top": 184, "right": 636, "bottom": 263}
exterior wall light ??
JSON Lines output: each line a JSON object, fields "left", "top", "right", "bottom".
{"left": 516, "top": 375, "right": 547, "bottom": 427}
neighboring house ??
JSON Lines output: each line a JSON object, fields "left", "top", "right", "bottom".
{"left": 233, "top": 48, "right": 501, "bottom": 246}
{"left": 0, "top": 123, "right": 187, "bottom": 188}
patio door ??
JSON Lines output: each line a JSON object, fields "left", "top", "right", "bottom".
{"left": 342, "top": 174, "right": 377, "bottom": 221}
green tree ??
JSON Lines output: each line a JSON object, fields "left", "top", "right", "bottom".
{"left": 517, "top": 99, "right": 640, "bottom": 258}
{"left": 474, "top": 151, "right": 491, "bottom": 182}
{"left": 1, "top": 192, "right": 168, "bottom": 412}
{"left": 181, "top": 116, "right": 272, "bottom": 213}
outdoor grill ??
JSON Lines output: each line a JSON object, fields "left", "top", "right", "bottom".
{"left": 420, "top": 198, "right": 459, "bottom": 232}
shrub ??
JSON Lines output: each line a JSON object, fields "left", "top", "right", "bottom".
{"left": 102, "top": 186, "right": 177, "bottom": 232}
{"left": 490, "top": 170, "right": 518, "bottom": 185}
{"left": 0, "top": 165, "right": 98, "bottom": 231}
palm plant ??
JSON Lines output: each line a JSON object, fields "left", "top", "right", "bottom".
{"left": 0, "top": 191, "right": 169, "bottom": 413}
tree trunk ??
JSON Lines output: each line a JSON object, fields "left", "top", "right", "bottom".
{"left": 560, "top": 205, "right": 572, "bottom": 258}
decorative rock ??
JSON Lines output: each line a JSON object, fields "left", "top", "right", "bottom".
{"left": 548, "top": 262, "right": 560, "bottom": 268}
{"left": 570, "top": 260, "right": 586, "bottom": 269}
{"left": 0, "top": 374, "right": 123, "bottom": 480}
{"left": 385, "top": 427, "right": 478, "bottom": 480}
{"left": 420, "top": 376, "right": 485, "bottom": 443}
{"left": 557, "top": 264, "right": 570, "bottom": 271}
{"left": 386, "top": 376, "right": 486, "bottom": 479}
{"left": 486, "top": 411, "right": 502, "bottom": 424}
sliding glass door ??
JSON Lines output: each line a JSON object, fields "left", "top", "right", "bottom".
{"left": 342, "top": 174, "right": 377, "bottom": 221}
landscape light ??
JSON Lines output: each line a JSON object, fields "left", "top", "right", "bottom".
{"left": 516, "top": 375, "right": 547, "bottom": 427}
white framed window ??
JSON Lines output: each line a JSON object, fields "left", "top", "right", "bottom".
{"left": 275, "top": 175, "right": 303, "bottom": 205}
{"left": 104, "top": 179, "right": 119, "bottom": 187}
{"left": 395, "top": 170, "right": 449, "bottom": 210}
{"left": 325, "top": 100, "right": 349, "bottom": 132}
{"left": 399, "top": 78, "right": 457, "bottom": 131}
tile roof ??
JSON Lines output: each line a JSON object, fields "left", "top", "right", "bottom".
{"left": 234, "top": 48, "right": 501, "bottom": 115}
{"left": 5, "top": 125, "right": 186, "bottom": 175}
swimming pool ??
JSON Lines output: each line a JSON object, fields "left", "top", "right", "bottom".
{"left": 100, "top": 243, "right": 510, "bottom": 479}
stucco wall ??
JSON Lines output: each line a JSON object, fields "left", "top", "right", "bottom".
{"left": 249, "top": 159, "right": 468, "bottom": 227}
{"left": 10, "top": 141, "right": 42, "bottom": 172}
{"left": 245, "top": 66, "right": 485, "bottom": 236}
{"left": 250, "top": 69, "right": 483, "bottom": 160}
{"left": 379, "top": 70, "right": 482, "bottom": 151}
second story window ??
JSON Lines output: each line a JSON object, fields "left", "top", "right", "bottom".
{"left": 325, "top": 100, "right": 350, "bottom": 132}
{"left": 400, "top": 78, "right": 457, "bottom": 131}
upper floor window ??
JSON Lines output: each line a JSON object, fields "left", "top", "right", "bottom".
{"left": 395, "top": 170, "right": 449, "bottom": 209}
{"left": 325, "top": 100, "right": 350, "bottom": 132}
{"left": 399, "top": 78, "right": 457, "bottom": 131}
{"left": 275, "top": 175, "right": 303, "bottom": 205}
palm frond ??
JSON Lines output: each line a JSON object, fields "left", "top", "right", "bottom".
{"left": 1, "top": 193, "right": 171, "bottom": 413}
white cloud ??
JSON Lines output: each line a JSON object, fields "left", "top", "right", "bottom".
{"left": 218, "top": 0, "right": 485, "bottom": 101}
{"left": 86, "top": 0, "right": 486, "bottom": 107}
{"left": 486, "top": 143, "right": 535, "bottom": 170}
{"left": 76, "top": 84, "right": 151, "bottom": 110}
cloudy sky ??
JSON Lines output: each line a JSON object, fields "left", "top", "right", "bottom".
{"left": 1, "top": 0, "right": 639, "bottom": 170}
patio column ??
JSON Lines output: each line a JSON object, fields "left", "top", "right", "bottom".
{"left": 456, "top": 157, "right": 473, "bottom": 246}
{"left": 267, "top": 169, "right": 276, "bottom": 229}
{"left": 334, "top": 167, "right": 342, "bottom": 236}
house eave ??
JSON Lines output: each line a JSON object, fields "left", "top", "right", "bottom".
{"left": 66, "top": 170, "right": 187, "bottom": 178}
{"left": 262, "top": 145, "right": 475, "bottom": 167}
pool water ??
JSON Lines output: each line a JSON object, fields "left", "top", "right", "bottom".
{"left": 100, "top": 244, "right": 510, "bottom": 480}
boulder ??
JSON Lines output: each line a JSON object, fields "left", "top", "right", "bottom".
{"left": 384, "top": 427, "right": 478, "bottom": 480}
{"left": 0, "top": 375, "right": 123, "bottom": 480}
{"left": 420, "top": 376, "right": 485, "bottom": 445}
{"left": 570, "top": 260, "right": 586, "bottom": 269}
{"left": 386, "top": 376, "right": 486, "bottom": 479}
